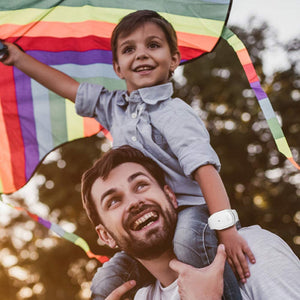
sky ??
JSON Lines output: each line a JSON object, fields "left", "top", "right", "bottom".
{"left": 228, "top": 0, "right": 300, "bottom": 75}
{"left": 229, "top": 0, "right": 300, "bottom": 42}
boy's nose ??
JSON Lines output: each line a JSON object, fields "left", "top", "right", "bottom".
{"left": 135, "top": 49, "right": 149, "bottom": 60}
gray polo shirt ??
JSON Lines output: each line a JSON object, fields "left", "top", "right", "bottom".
{"left": 75, "top": 82, "right": 220, "bottom": 206}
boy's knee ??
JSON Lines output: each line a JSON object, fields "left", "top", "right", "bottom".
{"left": 173, "top": 223, "right": 219, "bottom": 267}
{"left": 90, "top": 252, "right": 140, "bottom": 299}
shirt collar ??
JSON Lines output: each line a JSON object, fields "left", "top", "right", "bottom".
{"left": 117, "top": 82, "right": 173, "bottom": 106}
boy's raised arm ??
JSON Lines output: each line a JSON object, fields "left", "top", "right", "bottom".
{"left": 1, "top": 42, "right": 79, "bottom": 103}
{"left": 194, "top": 165, "right": 256, "bottom": 283}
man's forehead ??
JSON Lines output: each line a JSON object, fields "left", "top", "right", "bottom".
{"left": 93, "top": 162, "right": 153, "bottom": 189}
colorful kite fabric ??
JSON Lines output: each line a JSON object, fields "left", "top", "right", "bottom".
{"left": 0, "top": 0, "right": 231, "bottom": 262}
{"left": 0, "top": 0, "right": 231, "bottom": 195}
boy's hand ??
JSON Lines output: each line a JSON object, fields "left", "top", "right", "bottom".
{"left": 105, "top": 280, "right": 136, "bottom": 300}
{"left": 218, "top": 227, "right": 256, "bottom": 283}
{"left": 0, "top": 42, "right": 24, "bottom": 66}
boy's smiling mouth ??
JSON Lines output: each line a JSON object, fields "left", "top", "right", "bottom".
{"left": 133, "top": 65, "right": 155, "bottom": 72}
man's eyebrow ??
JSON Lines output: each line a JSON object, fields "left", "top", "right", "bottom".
{"left": 128, "top": 172, "right": 150, "bottom": 183}
{"left": 100, "top": 188, "right": 117, "bottom": 204}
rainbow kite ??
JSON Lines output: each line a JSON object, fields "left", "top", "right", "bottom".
{"left": 0, "top": 0, "right": 298, "bottom": 262}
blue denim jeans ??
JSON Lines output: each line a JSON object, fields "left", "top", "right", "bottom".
{"left": 174, "top": 205, "right": 242, "bottom": 300}
{"left": 91, "top": 204, "right": 242, "bottom": 300}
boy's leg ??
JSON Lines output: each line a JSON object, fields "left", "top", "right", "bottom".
{"left": 173, "top": 204, "right": 242, "bottom": 300}
{"left": 91, "top": 251, "right": 153, "bottom": 300}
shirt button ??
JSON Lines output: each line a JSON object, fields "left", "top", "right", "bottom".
{"left": 131, "top": 136, "right": 137, "bottom": 142}
{"left": 131, "top": 113, "right": 137, "bottom": 119}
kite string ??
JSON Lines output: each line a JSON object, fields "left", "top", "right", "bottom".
{"left": 222, "top": 26, "right": 300, "bottom": 170}
{"left": 0, "top": 194, "right": 109, "bottom": 264}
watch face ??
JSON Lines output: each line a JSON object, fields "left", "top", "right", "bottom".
{"left": 218, "top": 212, "right": 234, "bottom": 225}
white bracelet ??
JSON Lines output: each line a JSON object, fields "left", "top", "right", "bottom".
{"left": 208, "top": 209, "right": 239, "bottom": 230}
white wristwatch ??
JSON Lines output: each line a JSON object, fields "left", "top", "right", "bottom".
{"left": 208, "top": 209, "right": 239, "bottom": 230}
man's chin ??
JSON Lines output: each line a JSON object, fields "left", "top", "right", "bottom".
{"left": 123, "top": 223, "right": 175, "bottom": 259}
{"left": 127, "top": 231, "right": 173, "bottom": 260}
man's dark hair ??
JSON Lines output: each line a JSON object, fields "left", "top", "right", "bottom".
{"left": 81, "top": 145, "right": 166, "bottom": 227}
{"left": 111, "top": 10, "right": 179, "bottom": 62}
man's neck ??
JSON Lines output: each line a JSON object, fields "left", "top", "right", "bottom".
{"left": 138, "top": 249, "right": 178, "bottom": 287}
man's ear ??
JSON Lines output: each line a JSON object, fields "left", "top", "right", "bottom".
{"left": 95, "top": 224, "right": 117, "bottom": 249}
{"left": 113, "top": 61, "right": 125, "bottom": 79}
{"left": 163, "top": 185, "right": 178, "bottom": 209}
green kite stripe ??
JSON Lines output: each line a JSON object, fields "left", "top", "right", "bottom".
{"left": 0, "top": 0, "right": 229, "bottom": 21}
{"left": 267, "top": 118, "right": 284, "bottom": 140}
{"left": 0, "top": 6, "right": 224, "bottom": 37}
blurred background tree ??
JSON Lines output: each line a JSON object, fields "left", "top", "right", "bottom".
{"left": 0, "top": 20, "right": 299, "bottom": 299}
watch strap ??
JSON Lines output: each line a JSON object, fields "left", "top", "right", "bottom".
{"left": 208, "top": 209, "right": 239, "bottom": 230}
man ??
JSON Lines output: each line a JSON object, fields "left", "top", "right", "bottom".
{"left": 82, "top": 145, "right": 300, "bottom": 300}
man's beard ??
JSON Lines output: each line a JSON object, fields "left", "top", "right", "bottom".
{"left": 107, "top": 194, "right": 177, "bottom": 260}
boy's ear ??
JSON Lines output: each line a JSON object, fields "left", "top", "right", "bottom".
{"left": 170, "top": 51, "right": 181, "bottom": 73}
{"left": 95, "top": 224, "right": 117, "bottom": 249}
{"left": 163, "top": 185, "right": 178, "bottom": 209}
{"left": 113, "top": 61, "right": 125, "bottom": 79}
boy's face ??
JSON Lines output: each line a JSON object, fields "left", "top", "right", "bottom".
{"left": 113, "top": 22, "right": 180, "bottom": 94}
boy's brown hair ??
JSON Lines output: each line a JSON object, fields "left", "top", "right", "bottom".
{"left": 111, "top": 10, "right": 179, "bottom": 62}
{"left": 81, "top": 145, "right": 166, "bottom": 227}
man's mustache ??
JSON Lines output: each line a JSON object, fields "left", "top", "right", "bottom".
{"left": 124, "top": 203, "right": 160, "bottom": 229}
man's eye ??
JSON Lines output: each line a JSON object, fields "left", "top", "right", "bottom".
{"left": 136, "top": 182, "right": 149, "bottom": 191}
{"left": 107, "top": 198, "right": 120, "bottom": 208}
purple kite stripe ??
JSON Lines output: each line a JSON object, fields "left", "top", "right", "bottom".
{"left": 28, "top": 49, "right": 113, "bottom": 66}
{"left": 38, "top": 217, "right": 52, "bottom": 229}
{"left": 13, "top": 68, "right": 40, "bottom": 181}
{"left": 250, "top": 81, "right": 268, "bottom": 101}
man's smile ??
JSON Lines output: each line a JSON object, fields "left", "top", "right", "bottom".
{"left": 126, "top": 206, "right": 160, "bottom": 232}
{"left": 131, "top": 211, "right": 159, "bottom": 231}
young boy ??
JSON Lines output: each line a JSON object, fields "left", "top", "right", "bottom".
{"left": 1, "top": 10, "right": 255, "bottom": 299}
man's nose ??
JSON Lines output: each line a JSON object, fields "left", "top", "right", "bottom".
{"left": 126, "top": 196, "right": 144, "bottom": 213}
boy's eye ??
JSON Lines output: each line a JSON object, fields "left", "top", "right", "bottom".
{"left": 122, "top": 46, "right": 134, "bottom": 54}
{"left": 148, "top": 42, "right": 160, "bottom": 49}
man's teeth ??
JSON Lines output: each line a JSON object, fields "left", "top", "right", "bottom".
{"left": 132, "top": 212, "right": 158, "bottom": 230}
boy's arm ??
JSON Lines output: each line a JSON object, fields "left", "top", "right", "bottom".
{"left": 2, "top": 42, "right": 79, "bottom": 102}
{"left": 194, "top": 164, "right": 255, "bottom": 283}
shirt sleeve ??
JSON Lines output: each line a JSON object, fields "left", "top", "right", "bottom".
{"left": 155, "top": 98, "right": 221, "bottom": 177}
{"left": 75, "top": 82, "right": 117, "bottom": 130}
